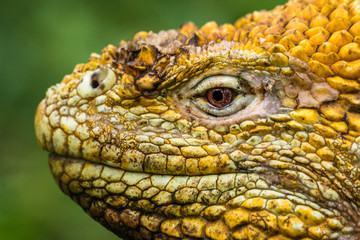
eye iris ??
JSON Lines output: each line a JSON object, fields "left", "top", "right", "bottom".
{"left": 207, "top": 88, "right": 233, "bottom": 108}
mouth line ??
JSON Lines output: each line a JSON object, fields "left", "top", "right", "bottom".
{"left": 49, "top": 150, "right": 259, "bottom": 176}
{"left": 47, "top": 152, "right": 347, "bottom": 207}
{"left": 48, "top": 152, "right": 353, "bottom": 205}
{"left": 49, "top": 152, "right": 253, "bottom": 180}
{"left": 48, "top": 152, "right": 341, "bottom": 212}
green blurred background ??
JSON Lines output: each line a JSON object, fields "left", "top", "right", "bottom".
{"left": 0, "top": 0, "right": 286, "bottom": 239}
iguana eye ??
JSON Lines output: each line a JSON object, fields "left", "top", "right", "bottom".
{"left": 171, "top": 73, "right": 281, "bottom": 126}
{"left": 206, "top": 88, "right": 235, "bottom": 108}
{"left": 191, "top": 75, "right": 256, "bottom": 117}
{"left": 77, "top": 68, "right": 116, "bottom": 98}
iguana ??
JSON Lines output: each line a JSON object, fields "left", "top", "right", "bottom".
{"left": 34, "top": 0, "right": 360, "bottom": 239}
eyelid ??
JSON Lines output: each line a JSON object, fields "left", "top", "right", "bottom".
{"left": 192, "top": 75, "right": 249, "bottom": 95}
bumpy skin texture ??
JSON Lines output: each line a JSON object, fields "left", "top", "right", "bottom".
{"left": 35, "top": 0, "right": 360, "bottom": 239}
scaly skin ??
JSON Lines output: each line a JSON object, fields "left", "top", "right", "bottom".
{"left": 35, "top": 0, "right": 360, "bottom": 239}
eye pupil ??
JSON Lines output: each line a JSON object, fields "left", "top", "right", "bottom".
{"left": 207, "top": 88, "right": 234, "bottom": 108}
{"left": 212, "top": 90, "right": 223, "bottom": 102}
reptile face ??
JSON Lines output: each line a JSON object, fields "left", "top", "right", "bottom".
{"left": 34, "top": 0, "right": 360, "bottom": 239}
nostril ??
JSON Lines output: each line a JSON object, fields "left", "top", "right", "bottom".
{"left": 91, "top": 79, "right": 100, "bottom": 88}
{"left": 90, "top": 72, "right": 101, "bottom": 88}
{"left": 77, "top": 68, "right": 116, "bottom": 98}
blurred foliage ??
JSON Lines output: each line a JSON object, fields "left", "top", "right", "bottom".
{"left": 0, "top": 0, "right": 286, "bottom": 239}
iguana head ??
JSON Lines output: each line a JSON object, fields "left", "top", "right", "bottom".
{"left": 35, "top": 0, "right": 360, "bottom": 239}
